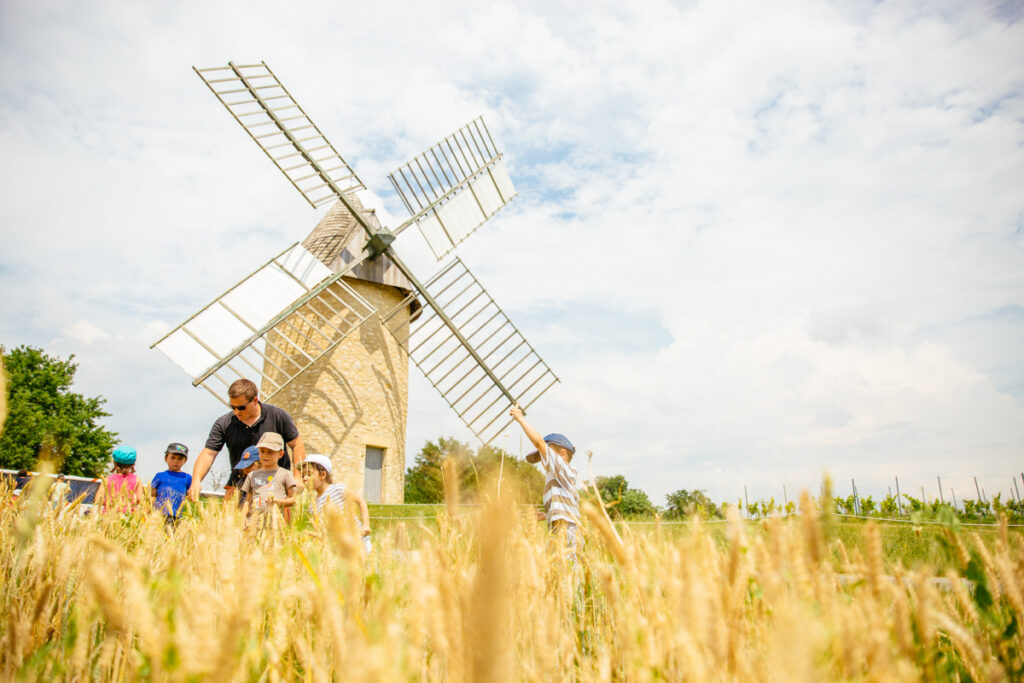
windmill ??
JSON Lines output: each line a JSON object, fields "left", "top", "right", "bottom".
{"left": 151, "top": 62, "right": 559, "bottom": 502}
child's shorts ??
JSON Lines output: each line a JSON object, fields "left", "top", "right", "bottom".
{"left": 550, "top": 519, "right": 580, "bottom": 561}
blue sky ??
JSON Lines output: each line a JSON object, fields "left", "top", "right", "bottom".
{"left": 1, "top": 0, "right": 1022, "bottom": 506}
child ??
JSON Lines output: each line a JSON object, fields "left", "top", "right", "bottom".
{"left": 239, "top": 432, "right": 298, "bottom": 524}
{"left": 151, "top": 442, "right": 193, "bottom": 523}
{"left": 509, "top": 405, "right": 581, "bottom": 559}
{"left": 232, "top": 446, "right": 261, "bottom": 509}
{"left": 300, "top": 453, "right": 371, "bottom": 554}
{"left": 95, "top": 446, "right": 142, "bottom": 514}
{"left": 13, "top": 469, "right": 30, "bottom": 495}
{"left": 50, "top": 474, "right": 70, "bottom": 509}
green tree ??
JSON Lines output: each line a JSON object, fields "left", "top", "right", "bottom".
{"left": 860, "top": 495, "right": 877, "bottom": 516}
{"left": 404, "top": 437, "right": 472, "bottom": 503}
{"left": 664, "top": 488, "right": 723, "bottom": 520}
{"left": 880, "top": 493, "right": 900, "bottom": 517}
{"left": 471, "top": 444, "right": 545, "bottom": 503}
{"left": 403, "top": 437, "right": 544, "bottom": 504}
{"left": 594, "top": 474, "right": 655, "bottom": 518}
{"left": 0, "top": 345, "right": 118, "bottom": 477}
{"left": 0, "top": 350, "right": 6, "bottom": 432}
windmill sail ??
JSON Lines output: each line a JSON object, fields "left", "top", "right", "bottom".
{"left": 152, "top": 243, "right": 376, "bottom": 404}
{"left": 380, "top": 258, "right": 559, "bottom": 445}
{"left": 183, "top": 62, "right": 558, "bottom": 446}
{"left": 388, "top": 117, "right": 517, "bottom": 260}
{"left": 194, "top": 62, "right": 365, "bottom": 208}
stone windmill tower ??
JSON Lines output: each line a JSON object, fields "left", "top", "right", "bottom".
{"left": 153, "top": 62, "right": 559, "bottom": 502}
{"left": 264, "top": 196, "right": 417, "bottom": 502}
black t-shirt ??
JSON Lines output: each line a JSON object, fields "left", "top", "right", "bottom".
{"left": 205, "top": 402, "right": 299, "bottom": 484}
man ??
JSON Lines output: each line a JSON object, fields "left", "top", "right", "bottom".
{"left": 187, "top": 378, "right": 306, "bottom": 501}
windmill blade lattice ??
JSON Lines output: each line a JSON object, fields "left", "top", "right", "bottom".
{"left": 194, "top": 62, "right": 365, "bottom": 208}
{"left": 380, "top": 257, "right": 559, "bottom": 444}
{"left": 152, "top": 243, "right": 376, "bottom": 404}
{"left": 388, "top": 117, "right": 517, "bottom": 260}
{"left": 160, "top": 61, "right": 560, "bottom": 446}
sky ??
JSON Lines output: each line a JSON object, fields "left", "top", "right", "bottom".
{"left": 1, "top": 0, "right": 1022, "bottom": 508}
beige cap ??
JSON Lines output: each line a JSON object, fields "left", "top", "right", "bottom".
{"left": 255, "top": 432, "right": 285, "bottom": 451}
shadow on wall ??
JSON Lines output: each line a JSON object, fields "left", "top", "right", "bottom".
{"left": 287, "top": 359, "right": 363, "bottom": 457}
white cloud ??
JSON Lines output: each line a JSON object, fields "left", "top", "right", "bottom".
{"left": 61, "top": 319, "right": 110, "bottom": 344}
{"left": 2, "top": 0, "right": 1022, "bottom": 506}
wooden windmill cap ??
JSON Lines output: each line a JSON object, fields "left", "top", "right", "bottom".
{"left": 302, "top": 194, "right": 415, "bottom": 293}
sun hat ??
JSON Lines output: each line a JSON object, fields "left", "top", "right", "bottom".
{"left": 165, "top": 442, "right": 189, "bottom": 457}
{"left": 255, "top": 432, "right": 285, "bottom": 451}
{"left": 234, "top": 446, "right": 261, "bottom": 469}
{"left": 112, "top": 446, "right": 137, "bottom": 466}
{"left": 302, "top": 454, "right": 333, "bottom": 475}
{"left": 525, "top": 433, "right": 575, "bottom": 464}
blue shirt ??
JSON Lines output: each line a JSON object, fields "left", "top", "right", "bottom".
{"left": 151, "top": 470, "right": 192, "bottom": 516}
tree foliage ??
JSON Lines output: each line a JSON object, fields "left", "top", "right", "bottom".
{"left": 0, "top": 345, "right": 118, "bottom": 477}
{"left": 664, "top": 488, "right": 724, "bottom": 520}
{"left": 404, "top": 436, "right": 544, "bottom": 504}
{"left": 589, "top": 474, "right": 656, "bottom": 518}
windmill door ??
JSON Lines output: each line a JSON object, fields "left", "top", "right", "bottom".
{"left": 364, "top": 447, "right": 384, "bottom": 503}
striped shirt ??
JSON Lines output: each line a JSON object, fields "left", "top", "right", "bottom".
{"left": 539, "top": 448, "right": 580, "bottom": 526}
{"left": 315, "top": 483, "right": 347, "bottom": 515}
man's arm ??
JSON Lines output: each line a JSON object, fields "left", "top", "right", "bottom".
{"left": 510, "top": 405, "right": 547, "bottom": 461}
{"left": 187, "top": 448, "right": 218, "bottom": 501}
{"left": 287, "top": 436, "right": 306, "bottom": 465}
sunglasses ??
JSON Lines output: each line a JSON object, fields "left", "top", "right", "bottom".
{"left": 230, "top": 398, "right": 254, "bottom": 411}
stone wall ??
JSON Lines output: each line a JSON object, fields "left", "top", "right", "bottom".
{"left": 263, "top": 278, "right": 410, "bottom": 503}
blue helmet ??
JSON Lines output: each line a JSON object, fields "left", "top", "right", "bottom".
{"left": 112, "top": 446, "right": 137, "bottom": 466}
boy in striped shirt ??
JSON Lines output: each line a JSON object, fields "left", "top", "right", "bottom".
{"left": 510, "top": 405, "right": 581, "bottom": 559}
{"left": 299, "top": 454, "right": 371, "bottom": 554}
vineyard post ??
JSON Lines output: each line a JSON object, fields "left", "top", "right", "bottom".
{"left": 895, "top": 476, "right": 903, "bottom": 516}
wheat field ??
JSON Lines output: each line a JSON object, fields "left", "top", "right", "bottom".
{"left": 2, "top": 475, "right": 1022, "bottom": 682}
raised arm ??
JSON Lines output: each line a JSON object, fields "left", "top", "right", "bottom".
{"left": 510, "top": 405, "right": 547, "bottom": 460}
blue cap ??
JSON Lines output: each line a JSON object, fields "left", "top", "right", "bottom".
{"left": 234, "top": 446, "right": 261, "bottom": 469}
{"left": 525, "top": 433, "right": 575, "bottom": 463}
{"left": 112, "top": 446, "right": 137, "bottom": 465}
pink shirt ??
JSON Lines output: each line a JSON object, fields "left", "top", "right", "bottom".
{"left": 102, "top": 473, "right": 140, "bottom": 513}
